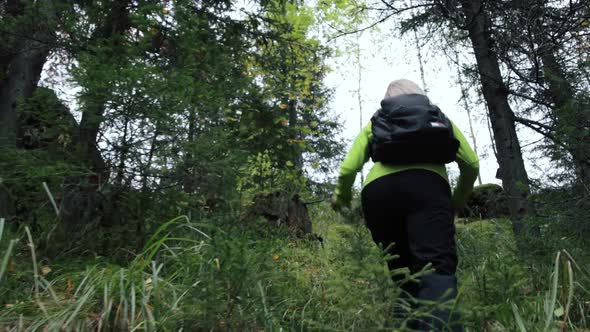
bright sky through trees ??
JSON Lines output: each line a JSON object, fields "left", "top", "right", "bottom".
{"left": 326, "top": 25, "right": 552, "bottom": 187}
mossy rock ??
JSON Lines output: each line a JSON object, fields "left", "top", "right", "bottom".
{"left": 241, "top": 191, "right": 312, "bottom": 237}
{"left": 459, "top": 183, "right": 510, "bottom": 219}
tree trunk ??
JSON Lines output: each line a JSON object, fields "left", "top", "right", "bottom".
{"left": 460, "top": 0, "right": 533, "bottom": 242}
{"left": 0, "top": 36, "right": 50, "bottom": 149}
{"left": 59, "top": 1, "right": 131, "bottom": 232}
{"left": 76, "top": 0, "right": 131, "bottom": 180}
{"left": 0, "top": 1, "right": 55, "bottom": 220}
{"left": 115, "top": 114, "right": 130, "bottom": 186}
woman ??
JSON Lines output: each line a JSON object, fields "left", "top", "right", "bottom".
{"left": 332, "top": 79, "right": 479, "bottom": 331}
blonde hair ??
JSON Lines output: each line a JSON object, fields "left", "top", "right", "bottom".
{"left": 384, "top": 79, "right": 426, "bottom": 98}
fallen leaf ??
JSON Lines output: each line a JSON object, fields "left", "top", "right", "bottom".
{"left": 41, "top": 265, "right": 52, "bottom": 276}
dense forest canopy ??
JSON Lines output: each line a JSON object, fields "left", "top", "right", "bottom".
{"left": 0, "top": 0, "right": 589, "bottom": 330}
{"left": 0, "top": 0, "right": 344, "bottom": 235}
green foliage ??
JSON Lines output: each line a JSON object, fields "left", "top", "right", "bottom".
{"left": 237, "top": 150, "right": 306, "bottom": 199}
{"left": 4, "top": 1, "right": 590, "bottom": 331}
{"left": 457, "top": 218, "right": 590, "bottom": 330}
{"left": 235, "top": 0, "right": 344, "bottom": 177}
{"left": 315, "top": 0, "right": 369, "bottom": 31}
{"left": 457, "top": 219, "right": 529, "bottom": 328}
{"left": 2, "top": 0, "right": 344, "bottom": 261}
{"left": 0, "top": 208, "right": 400, "bottom": 330}
{"left": 2, "top": 206, "right": 590, "bottom": 331}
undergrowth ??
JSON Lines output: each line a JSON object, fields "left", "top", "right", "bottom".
{"left": 1, "top": 207, "right": 589, "bottom": 331}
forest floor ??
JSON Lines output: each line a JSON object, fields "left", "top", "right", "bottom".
{"left": 0, "top": 204, "right": 588, "bottom": 331}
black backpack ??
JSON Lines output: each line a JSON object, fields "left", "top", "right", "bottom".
{"left": 369, "top": 94, "right": 460, "bottom": 165}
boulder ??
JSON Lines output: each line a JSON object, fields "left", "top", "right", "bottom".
{"left": 241, "top": 191, "right": 312, "bottom": 237}
{"left": 459, "top": 183, "right": 510, "bottom": 219}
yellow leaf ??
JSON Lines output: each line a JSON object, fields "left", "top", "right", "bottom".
{"left": 272, "top": 254, "right": 280, "bottom": 260}
{"left": 41, "top": 265, "right": 51, "bottom": 276}
{"left": 279, "top": 103, "right": 288, "bottom": 109}
{"left": 162, "top": 8, "right": 169, "bottom": 14}
{"left": 286, "top": 161, "right": 294, "bottom": 167}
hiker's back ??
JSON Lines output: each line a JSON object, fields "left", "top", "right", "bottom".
{"left": 369, "top": 93, "right": 459, "bottom": 165}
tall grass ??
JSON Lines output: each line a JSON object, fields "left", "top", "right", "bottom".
{"left": 0, "top": 211, "right": 403, "bottom": 330}
{"left": 457, "top": 219, "right": 590, "bottom": 331}
{"left": 1, "top": 211, "right": 589, "bottom": 331}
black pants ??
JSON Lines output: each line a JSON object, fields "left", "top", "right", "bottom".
{"left": 361, "top": 169, "right": 458, "bottom": 286}
{"left": 362, "top": 170, "right": 461, "bottom": 331}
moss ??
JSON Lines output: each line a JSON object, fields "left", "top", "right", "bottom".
{"left": 459, "top": 183, "right": 510, "bottom": 220}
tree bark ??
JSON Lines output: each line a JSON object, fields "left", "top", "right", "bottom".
{"left": 76, "top": 0, "right": 131, "bottom": 179}
{"left": 460, "top": 0, "right": 533, "bottom": 241}
{"left": 0, "top": 1, "right": 55, "bottom": 220}
{"left": 59, "top": 1, "right": 131, "bottom": 231}
{"left": 0, "top": 28, "right": 51, "bottom": 148}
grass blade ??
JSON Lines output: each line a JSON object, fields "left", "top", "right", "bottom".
{"left": 131, "top": 281, "right": 136, "bottom": 330}
{"left": 511, "top": 303, "right": 528, "bottom": 332}
{"left": 0, "top": 218, "right": 4, "bottom": 241}
{"left": 544, "top": 251, "right": 561, "bottom": 332}
{"left": 42, "top": 182, "right": 60, "bottom": 216}
{"left": 64, "top": 286, "right": 95, "bottom": 327}
{"left": 142, "top": 300, "right": 156, "bottom": 332}
{"left": 0, "top": 239, "right": 16, "bottom": 283}
{"left": 563, "top": 260, "right": 574, "bottom": 327}
{"left": 25, "top": 226, "right": 39, "bottom": 297}
{"left": 39, "top": 276, "right": 59, "bottom": 302}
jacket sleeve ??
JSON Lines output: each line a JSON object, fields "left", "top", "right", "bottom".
{"left": 450, "top": 121, "right": 480, "bottom": 211}
{"left": 333, "top": 123, "right": 372, "bottom": 207}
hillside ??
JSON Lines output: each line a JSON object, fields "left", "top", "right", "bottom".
{"left": 1, "top": 206, "right": 588, "bottom": 331}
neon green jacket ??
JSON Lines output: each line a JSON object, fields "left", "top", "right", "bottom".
{"left": 333, "top": 120, "right": 480, "bottom": 211}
